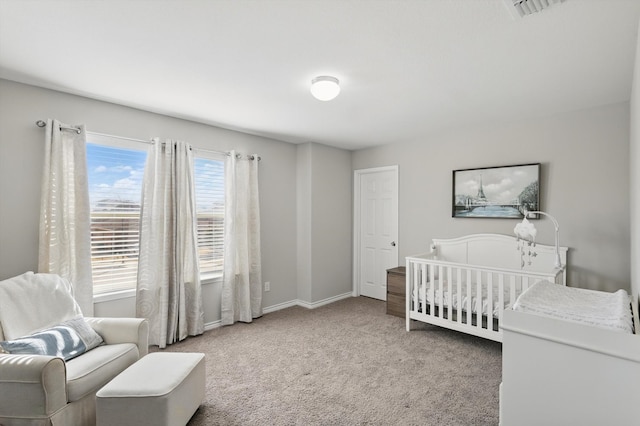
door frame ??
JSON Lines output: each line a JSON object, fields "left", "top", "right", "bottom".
{"left": 352, "top": 165, "right": 399, "bottom": 297}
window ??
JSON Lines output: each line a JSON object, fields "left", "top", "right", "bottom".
{"left": 87, "top": 135, "right": 146, "bottom": 295}
{"left": 86, "top": 134, "right": 226, "bottom": 296}
{"left": 193, "top": 154, "right": 225, "bottom": 279}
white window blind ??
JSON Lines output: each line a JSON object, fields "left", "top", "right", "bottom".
{"left": 194, "top": 154, "right": 225, "bottom": 278}
{"left": 87, "top": 136, "right": 147, "bottom": 295}
{"left": 86, "top": 133, "right": 226, "bottom": 295}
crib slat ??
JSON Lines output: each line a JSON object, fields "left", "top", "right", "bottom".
{"left": 498, "top": 274, "right": 505, "bottom": 324}
{"left": 429, "top": 263, "right": 435, "bottom": 315}
{"left": 416, "top": 263, "right": 428, "bottom": 312}
{"left": 466, "top": 269, "right": 472, "bottom": 326}
{"left": 412, "top": 262, "right": 418, "bottom": 313}
{"left": 406, "top": 259, "right": 412, "bottom": 331}
{"left": 447, "top": 266, "right": 453, "bottom": 321}
{"left": 456, "top": 268, "right": 462, "bottom": 324}
{"left": 476, "top": 270, "right": 482, "bottom": 329}
{"left": 510, "top": 275, "right": 516, "bottom": 307}
{"left": 412, "top": 262, "right": 416, "bottom": 312}
{"left": 487, "top": 272, "right": 493, "bottom": 328}
{"left": 438, "top": 265, "right": 444, "bottom": 319}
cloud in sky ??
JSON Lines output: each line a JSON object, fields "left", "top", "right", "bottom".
{"left": 87, "top": 143, "right": 225, "bottom": 208}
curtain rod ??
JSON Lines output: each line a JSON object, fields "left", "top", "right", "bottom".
{"left": 35, "top": 120, "right": 261, "bottom": 160}
{"left": 35, "top": 119, "right": 81, "bottom": 134}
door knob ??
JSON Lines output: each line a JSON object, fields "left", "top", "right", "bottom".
{"left": 391, "top": 241, "right": 396, "bottom": 247}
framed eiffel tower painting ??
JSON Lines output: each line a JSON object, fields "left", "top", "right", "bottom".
{"left": 452, "top": 163, "right": 540, "bottom": 219}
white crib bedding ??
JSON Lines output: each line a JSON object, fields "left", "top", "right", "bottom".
{"left": 413, "top": 282, "right": 511, "bottom": 316}
{"left": 513, "top": 280, "right": 634, "bottom": 334}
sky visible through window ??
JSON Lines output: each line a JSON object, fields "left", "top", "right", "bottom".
{"left": 86, "top": 143, "right": 224, "bottom": 209}
{"left": 86, "top": 143, "right": 146, "bottom": 208}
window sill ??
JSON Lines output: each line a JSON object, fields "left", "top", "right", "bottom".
{"left": 94, "top": 288, "right": 136, "bottom": 303}
{"left": 93, "top": 273, "right": 223, "bottom": 304}
{"left": 201, "top": 271, "right": 223, "bottom": 285}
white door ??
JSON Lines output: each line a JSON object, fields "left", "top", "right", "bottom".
{"left": 355, "top": 166, "right": 398, "bottom": 300}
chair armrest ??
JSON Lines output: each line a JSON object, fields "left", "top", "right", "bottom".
{"left": 0, "top": 354, "right": 67, "bottom": 418}
{"left": 85, "top": 317, "right": 149, "bottom": 357}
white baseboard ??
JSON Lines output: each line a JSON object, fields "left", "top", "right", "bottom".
{"left": 204, "top": 320, "right": 222, "bottom": 331}
{"left": 203, "top": 292, "right": 354, "bottom": 331}
{"left": 295, "top": 292, "right": 353, "bottom": 309}
{"left": 262, "top": 299, "right": 299, "bottom": 314}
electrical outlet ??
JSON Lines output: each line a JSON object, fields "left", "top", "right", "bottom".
{"left": 264, "top": 281, "right": 270, "bottom": 292}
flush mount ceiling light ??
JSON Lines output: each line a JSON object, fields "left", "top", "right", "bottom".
{"left": 310, "top": 76, "right": 340, "bottom": 101}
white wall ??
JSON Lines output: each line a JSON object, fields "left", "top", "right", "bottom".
{"left": 353, "top": 102, "right": 631, "bottom": 293}
{"left": 297, "top": 142, "right": 353, "bottom": 304}
{"left": 0, "top": 79, "right": 300, "bottom": 323}
{"left": 296, "top": 143, "right": 313, "bottom": 303}
{"left": 309, "top": 143, "right": 353, "bottom": 302}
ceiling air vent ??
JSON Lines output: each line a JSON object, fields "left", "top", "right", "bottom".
{"left": 504, "top": 0, "right": 562, "bottom": 18}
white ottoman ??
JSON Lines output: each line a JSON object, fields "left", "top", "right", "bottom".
{"left": 96, "top": 352, "right": 205, "bottom": 426}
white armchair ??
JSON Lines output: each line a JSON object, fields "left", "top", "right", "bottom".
{"left": 0, "top": 272, "right": 148, "bottom": 426}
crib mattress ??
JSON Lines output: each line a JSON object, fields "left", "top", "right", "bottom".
{"left": 413, "top": 283, "right": 510, "bottom": 317}
{"left": 513, "top": 280, "right": 633, "bottom": 334}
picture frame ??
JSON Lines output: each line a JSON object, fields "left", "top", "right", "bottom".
{"left": 452, "top": 163, "right": 540, "bottom": 219}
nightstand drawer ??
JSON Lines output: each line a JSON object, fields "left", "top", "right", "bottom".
{"left": 387, "top": 274, "right": 405, "bottom": 295}
{"left": 386, "top": 293, "right": 405, "bottom": 318}
{"left": 386, "top": 266, "right": 406, "bottom": 318}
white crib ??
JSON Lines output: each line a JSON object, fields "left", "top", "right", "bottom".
{"left": 405, "top": 233, "right": 568, "bottom": 342}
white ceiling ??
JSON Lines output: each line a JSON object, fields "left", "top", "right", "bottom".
{"left": 1, "top": 0, "right": 639, "bottom": 151}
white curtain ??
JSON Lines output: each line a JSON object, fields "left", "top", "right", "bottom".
{"left": 38, "top": 119, "right": 94, "bottom": 316}
{"left": 222, "top": 151, "right": 262, "bottom": 325}
{"left": 136, "top": 139, "right": 204, "bottom": 348}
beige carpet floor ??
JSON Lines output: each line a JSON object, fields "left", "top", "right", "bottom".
{"left": 157, "top": 296, "right": 502, "bottom": 426}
